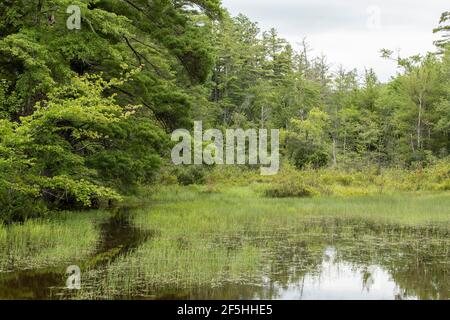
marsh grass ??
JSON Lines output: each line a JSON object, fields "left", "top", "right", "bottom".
{"left": 145, "top": 185, "right": 450, "bottom": 225}
{"left": 76, "top": 186, "right": 449, "bottom": 299}
{"left": 0, "top": 210, "right": 108, "bottom": 271}
{"left": 203, "top": 161, "right": 450, "bottom": 197}
{"left": 1, "top": 183, "right": 448, "bottom": 299}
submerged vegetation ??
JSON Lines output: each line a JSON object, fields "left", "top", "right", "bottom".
{"left": 0, "top": 185, "right": 448, "bottom": 299}
{"left": 72, "top": 186, "right": 449, "bottom": 300}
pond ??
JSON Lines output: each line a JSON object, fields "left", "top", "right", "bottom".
{"left": 142, "top": 233, "right": 448, "bottom": 300}
{"left": 179, "top": 246, "right": 425, "bottom": 300}
{"left": 271, "top": 246, "right": 411, "bottom": 300}
{"left": 0, "top": 208, "right": 149, "bottom": 299}
{"left": 0, "top": 199, "right": 448, "bottom": 300}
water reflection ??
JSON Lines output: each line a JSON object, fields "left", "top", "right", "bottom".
{"left": 269, "top": 247, "right": 414, "bottom": 300}
{"left": 0, "top": 214, "right": 448, "bottom": 300}
{"left": 154, "top": 234, "right": 448, "bottom": 300}
{"left": 0, "top": 207, "right": 150, "bottom": 299}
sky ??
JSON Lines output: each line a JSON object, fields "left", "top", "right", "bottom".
{"left": 221, "top": 0, "right": 448, "bottom": 82}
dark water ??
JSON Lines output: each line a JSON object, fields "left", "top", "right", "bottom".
{"left": 0, "top": 208, "right": 149, "bottom": 299}
{"left": 0, "top": 213, "right": 448, "bottom": 300}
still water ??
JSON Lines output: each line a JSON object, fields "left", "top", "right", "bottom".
{"left": 0, "top": 214, "right": 448, "bottom": 300}
{"left": 264, "top": 247, "right": 414, "bottom": 300}
{"left": 160, "top": 242, "right": 448, "bottom": 301}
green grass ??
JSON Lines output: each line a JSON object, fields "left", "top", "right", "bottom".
{"left": 148, "top": 185, "right": 450, "bottom": 225}
{"left": 1, "top": 183, "right": 448, "bottom": 299}
{"left": 76, "top": 185, "right": 450, "bottom": 299}
{"left": 0, "top": 210, "right": 108, "bottom": 272}
{"left": 203, "top": 161, "right": 450, "bottom": 197}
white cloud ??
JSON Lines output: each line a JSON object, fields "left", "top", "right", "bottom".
{"left": 221, "top": 0, "right": 448, "bottom": 82}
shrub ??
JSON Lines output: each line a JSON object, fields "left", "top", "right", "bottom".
{"left": 264, "top": 180, "right": 316, "bottom": 198}
{"left": 0, "top": 189, "right": 47, "bottom": 223}
{"left": 174, "top": 166, "right": 208, "bottom": 186}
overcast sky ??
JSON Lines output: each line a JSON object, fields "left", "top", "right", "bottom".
{"left": 221, "top": 0, "right": 448, "bottom": 82}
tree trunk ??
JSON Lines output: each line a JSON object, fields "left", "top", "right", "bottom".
{"left": 332, "top": 138, "right": 337, "bottom": 166}
{"left": 417, "top": 93, "right": 423, "bottom": 150}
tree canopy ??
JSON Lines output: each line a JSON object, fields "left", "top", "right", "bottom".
{"left": 0, "top": 1, "right": 449, "bottom": 221}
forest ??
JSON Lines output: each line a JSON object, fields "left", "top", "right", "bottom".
{"left": 0, "top": 0, "right": 449, "bottom": 300}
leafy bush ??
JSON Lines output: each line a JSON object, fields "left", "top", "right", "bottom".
{"left": 0, "top": 190, "right": 48, "bottom": 223}
{"left": 173, "top": 166, "right": 208, "bottom": 186}
{"left": 264, "top": 180, "right": 316, "bottom": 198}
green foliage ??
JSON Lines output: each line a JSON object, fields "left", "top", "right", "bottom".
{"left": 209, "top": 12, "right": 449, "bottom": 171}
{"left": 0, "top": 0, "right": 223, "bottom": 125}
{"left": 434, "top": 11, "right": 450, "bottom": 51}
{"left": 172, "top": 166, "right": 208, "bottom": 186}
{"left": 286, "top": 108, "right": 331, "bottom": 169}
{"left": 264, "top": 179, "right": 316, "bottom": 198}
{"left": 0, "top": 0, "right": 223, "bottom": 220}
{"left": 0, "top": 73, "right": 168, "bottom": 221}
{"left": 0, "top": 2, "right": 449, "bottom": 217}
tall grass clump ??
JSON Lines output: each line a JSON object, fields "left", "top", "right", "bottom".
{"left": 0, "top": 211, "right": 107, "bottom": 271}
{"left": 264, "top": 179, "right": 317, "bottom": 198}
